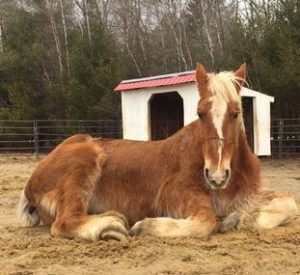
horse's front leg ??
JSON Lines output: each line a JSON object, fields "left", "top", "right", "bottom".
{"left": 130, "top": 182, "right": 223, "bottom": 238}
{"left": 237, "top": 189, "right": 297, "bottom": 230}
{"left": 130, "top": 214, "right": 216, "bottom": 238}
{"left": 130, "top": 215, "right": 217, "bottom": 238}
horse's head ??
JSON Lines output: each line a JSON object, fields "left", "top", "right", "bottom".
{"left": 196, "top": 63, "right": 247, "bottom": 190}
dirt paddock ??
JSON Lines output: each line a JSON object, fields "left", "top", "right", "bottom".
{"left": 0, "top": 155, "right": 299, "bottom": 275}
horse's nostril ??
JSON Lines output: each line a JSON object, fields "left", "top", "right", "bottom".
{"left": 225, "top": 169, "right": 230, "bottom": 179}
{"left": 204, "top": 168, "right": 209, "bottom": 179}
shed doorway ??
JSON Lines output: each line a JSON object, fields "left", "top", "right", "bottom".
{"left": 150, "top": 92, "right": 184, "bottom": 140}
{"left": 242, "top": 97, "right": 254, "bottom": 151}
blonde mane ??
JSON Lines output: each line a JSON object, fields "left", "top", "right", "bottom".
{"left": 208, "top": 71, "right": 244, "bottom": 104}
{"left": 207, "top": 71, "right": 246, "bottom": 132}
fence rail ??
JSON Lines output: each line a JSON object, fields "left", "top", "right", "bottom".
{"left": 0, "top": 118, "right": 299, "bottom": 156}
{"left": 271, "top": 118, "right": 300, "bottom": 157}
{"left": 0, "top": 119, "right": 122, "bottom": 155}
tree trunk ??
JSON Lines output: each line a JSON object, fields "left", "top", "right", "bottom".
{"left": 182, "top": 18, "right": 193, "bottom": 69}
{"left": 215, "top": 2, "right": 225, "bottom": 55}
{"left": 165, "top": 12, "right": 188, "bottom": 71}
{"left": 83, "top": 0, "right": 92, "bottom": 47}
{"left": 136, "top": 0, "right": 148, "bottom": 68}
{"left": 75, "top": 0, "right": 91, "bottom": 47}
{"left": 45, "top": 0, "right": 63, "bottom": 74}
{"left": 199, "top": 0, "right": 214, "bottom": 68}
{"left": 125, "top": 36, "right": 143, "bottom": 77}
{"left": 153, "top": 3, "right": 168, "bottom": 72}
{"left": 59, "top": 0, "right": 70, "bottom": 76}
{"left": 159, "top": 25, "right": 168, "bottom": 73}
{"left": 0, "top": 18, "right": 3, "bottom": 52}
{"left": 95, "top": 0, "right": 112, "bottom": 28}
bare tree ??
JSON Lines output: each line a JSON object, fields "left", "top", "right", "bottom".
{"left": 215, "top": 1, "right": 225, "bottom": 55}
{"left": 151, "top": 3, "right": 168, "bottom": 72}
{"left": 0, "top": 0, "right": 14, "bottom": 53}
{"left": 45, "top": 0, "right": 63, "bottom": 74}
{"left": 0, "top": 18, "right": 3, "bottom": 52}
{"left": 59, "top": 0, "right": 70, "bottom": 76}
{"left": 83, "top": 0, "right": 91, "bottom": 47}
{"left": 181, "top": 14, "right": 193, "bottom": 69}
{"left": 113, "top": 0, "right": 145, "bottom": 76}
{"left": 162, "top": 1, "right": 189, "bottom": 71}
{"left": 94, "top": 0, "right": 113, "bottom": 28}
{"left": 75, "top": 0, "right": 91, "bottom": 47}
{"left": 199, "top": 0, "right": 215, "bottom": 67}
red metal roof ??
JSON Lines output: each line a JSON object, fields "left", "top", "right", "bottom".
{"left": 114, "top": 72, "right": 195, "bottom": 92}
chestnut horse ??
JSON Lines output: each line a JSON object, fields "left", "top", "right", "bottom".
{"left": 18, "top": 64, "right": 297, "bottom": 241}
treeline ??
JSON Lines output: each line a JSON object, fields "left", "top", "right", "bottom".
{"left": 0, "top": 0, "right": 299, "bottom": 120}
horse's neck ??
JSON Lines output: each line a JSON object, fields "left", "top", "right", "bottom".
{"left": 231, "top": 131, "right": 261, "bottom": 192}
{"left": 168, "top": 120, "right": 201, "bottom": 143}
{"left": 163, "top": 120, "right": 204, "bottom": 168}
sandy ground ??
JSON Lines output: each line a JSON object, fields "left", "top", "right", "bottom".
{"left": 0, "top": 155, "right": 300, "bottom": 275}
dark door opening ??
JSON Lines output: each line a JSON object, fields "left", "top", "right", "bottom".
{"left": 242, "top": 97, "right": 254, "bottom": 151}
{"left": 150, "top": 92, "right": 184, "bottom": 140}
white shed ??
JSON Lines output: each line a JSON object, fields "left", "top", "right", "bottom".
{"left": 114, "top": 71, "right": 274, "bottom": 156}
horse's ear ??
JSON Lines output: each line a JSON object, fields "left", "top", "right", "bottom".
{"left": 195, "top": 63, "right": 208, "bottom": 96}
{"left": 234, "top": 63, "right": 247, "bottom": 89}
{"left": 196, "top": 63, "right": 208, "bottom": 85}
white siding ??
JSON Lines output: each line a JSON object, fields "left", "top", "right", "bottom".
{"left": 252, "top": 95, "right": 273, "bottom": 155}
{"left": 177, "top": 85, "right": 199, "bottom": 125}
{"left": 120, "top": 84, "right": 274, "bottom": 156}
{"left": 121, "top": 90, "right": 151, "bottom": 140}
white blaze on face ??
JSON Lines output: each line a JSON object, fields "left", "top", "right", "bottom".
{"left": 210, "top": 95, "right": 227, "bottom": 170}
{"left": 210, "top": 96, "right": 227, "bottom": 139}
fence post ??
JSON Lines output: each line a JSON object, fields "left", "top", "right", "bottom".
{"left": 33, "top": 120, "right": 39, "bottom": 158}
{"left": 79, "top": 120, "right": 82, "bottom": 133}
{"left": 278, "top": 118, "right": 284, "bottom": 158}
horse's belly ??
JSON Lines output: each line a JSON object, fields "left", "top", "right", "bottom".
{"left": 87, "top": 176, "right": 156, "bottom": 225}
{"left": 86, "top": 141, "right": 163, "bottom": 225}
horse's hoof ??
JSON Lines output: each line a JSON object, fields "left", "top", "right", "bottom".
{"left": 101, "top": 229, "right": 128, "bottom": 242}
{"left": 99, "top": 211, "right": 129, "bottom": 230}
{"left": 129, "top": 221, "right": 143, "bottom": 236}
{"left": 218, "top": 212, "right": 240, "bottom": 233}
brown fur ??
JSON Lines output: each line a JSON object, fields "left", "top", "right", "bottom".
{"left": 18, "top": 64, "right": 297, "bottom": 241}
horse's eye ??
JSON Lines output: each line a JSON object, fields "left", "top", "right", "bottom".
{"left": 197, "top": 112, "right": 205, "bottom": 120}
{"left": 232, "top": 112, "right": 240, "bottom": 119}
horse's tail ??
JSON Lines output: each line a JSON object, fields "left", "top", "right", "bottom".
{"left": 17, "top": 189, "right": 40, "bottom": 227}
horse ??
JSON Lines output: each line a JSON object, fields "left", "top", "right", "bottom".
{"left": 17, "top": 63, "right": 297, "bottom": 241}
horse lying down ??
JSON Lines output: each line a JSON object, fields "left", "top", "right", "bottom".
{"left": 17, "top": 63, "right": 297, "bottom": 241}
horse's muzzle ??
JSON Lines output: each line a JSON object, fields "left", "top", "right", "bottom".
{"left": 204, "top": 168, "right": 230, "bottom": 189}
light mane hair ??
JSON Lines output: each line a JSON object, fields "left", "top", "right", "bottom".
{"left": 208, "top": 71, "right": 243, "bottom": 105}
{"left": 208, "top": 71, "right": 246, "bottom": 132}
